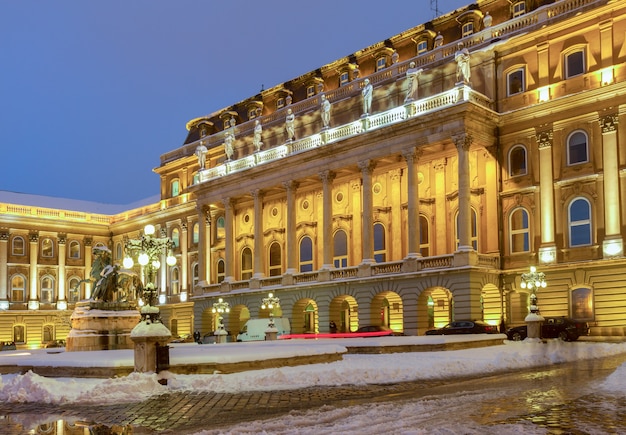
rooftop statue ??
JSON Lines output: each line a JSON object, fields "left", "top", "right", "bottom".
{"left": 285, "top": 108, "right": 295, "bottom": 141}
{"left": 320, "top": 94, "right": 331, "bottom": 129}
{"left": 455, "top": 42, "right": 471, "bottom": 85}
{"left": 195, "top": 142, "right": 208, "bottom": 170}
{"left": 361, "top": 78, "right": 373, "bottom": 116}
{"left": 253, "top": 120, "right": 263, "bottom": 152}
{"left": 404, "top": 62, "right": 423, "bottom": 103}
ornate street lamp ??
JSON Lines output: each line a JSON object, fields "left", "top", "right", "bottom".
{"left": 520, "top": 266, "right": 547, "bottom": 340}
{"left": 212, "top": 298, "right": 230, "bottom": 343}
{"left": 261, "top": 292, "right": 280, "bottom": 329}
{"left": 123, "top": 224, "right": 177, "bottom": 307}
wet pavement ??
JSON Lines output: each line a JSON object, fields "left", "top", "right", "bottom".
{"left": 2, "top": 346, "right": 626, "bottom": 434}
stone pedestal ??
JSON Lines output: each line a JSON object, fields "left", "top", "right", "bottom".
{"left": 66, "top": 301, "right": 141, "bottom": 352}
{"left": 525, "top": 312, "right": 544, "bottom": 342}
{"left": 130, "top": 321, "right": 171, "bottom": 373}
{"left": 265, "top": 331, "right": 278, "bottom": 341}
{"left": 215, "top": 329, "right": 228, "bottom": 344}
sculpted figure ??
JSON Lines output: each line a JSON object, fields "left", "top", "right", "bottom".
{"left": 455, "top": 42, "right": 471, "bottom": 84}
{"left": 285, "top": 108, "right": 295, "bottom": 141}
{"left": 361, "top": 78, "right": 373, "bottom": 116}
{"left": 253, "top": 120, "right": 263, "bottom": 151}
{"left": 483, "top": 11, "right": 493, "bottom": 27}
{"left": 434, "top": 32, "right": 444, "bottom": 48}
{"left": 195, "top": 143, "right": 208, "bottom": 170}
{"left": 320, "top": 94, "right": 331, "bottom": 129}
{"left": 404, "top": 62, "right": 423, "bottom": 102}
{"left": 224, "top": 131, "right": 234, "bottom": 160}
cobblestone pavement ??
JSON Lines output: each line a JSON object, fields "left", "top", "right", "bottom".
{"left": 2, "top": 353, "right": 626, "bottom": 434}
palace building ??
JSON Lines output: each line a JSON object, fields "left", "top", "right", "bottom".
{"left": 1, "top": 0, "right": 625, "bottom": 348}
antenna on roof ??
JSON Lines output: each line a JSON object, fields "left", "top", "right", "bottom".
{"left": 430, "top": 0, "right": 441, "bottom": 18}
{"left": 260, "top": 84, "right": 264, "bottom": 92}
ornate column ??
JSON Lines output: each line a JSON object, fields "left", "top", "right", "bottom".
{"left": 0, "top": 229, "right": 8, "bottom": 308}
{"left": 404, "top": 148, "right": 422, "bottom": 257}
{"left": 252, "top": 189, "right": 265, "bottom": 277}
{"left": 283, "top": 181, "right": 299, "bottom": 273}
{"left": 196, "top": 205, "right": 210, "bottom": 287}
{"left": 180, "top": 221, "right": 188, "bottom": 295}
{"left": 84, "top": 237, "right": 93, "bottom": 299}
{"left": 358, "top": 160, "right": 376, "bottom": 263}
{"left": 453, "top": 133, "right": 473, "bottom": 251}
{"left": 223, "top": 197, "right": 234, "bottom": 282}
{"left": 600, "top": 113, "right": 623, "bottom": 257}
{"left": 57, "top": 233, "right": 67, "bottom": 310}
{"left": 319, "top": 170, "right": 336, "bottom": 269}
{"left": 536, "top": 129, "right": 557, "bottom": 264}
{"left": 433, "top": 158, "right": 447, "bottom": 255}
{"left": 28, "top": 231, "right": 39, "bottom": 309}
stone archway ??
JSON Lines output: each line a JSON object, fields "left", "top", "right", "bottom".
{"left": 292, "top": 299, "right": 318, "bottom": 334}
{"left": 417, "top": 287, "right": 452, "bottom": 335}
{"left": 229, "top": 304, "right": 250, "bottom": 337}
{"left": 507, "top": 291, "right": 530, "bottom": 327}
{"left": 370, "top": 291, "right": 403, "bottom": 333}
{"left": 481, "top": 283, "right": 503, "bottom": 329}
{"left": 329, "top": 295, "right": 358, "bottom": 333}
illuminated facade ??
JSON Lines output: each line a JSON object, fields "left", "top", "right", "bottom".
{"left": 1, "top": 0, "right": 625, "bottom": 349}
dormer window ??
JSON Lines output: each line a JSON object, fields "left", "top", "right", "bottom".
{"left": 306, "top": 85, "right": 315, "bottom": 98}
{"left": 376, "top": 57, "right": 387, "bottom": 71}
{"left": 512, "top": 1, "right": 526, "bottom": 18}
{"left": 277, "top": 97, "right": 285, "bottom": 109}
{"left": 248, "top": 108, "right": 257, "bottom": 119}
{"left": 462, "top": 22, "right": 474, "bottom": 37}
{"left": 339, "top": 71, "right": 350, "bottom": 86}
{"left": 417, "top": 40, "right": 428, "bottom": 54}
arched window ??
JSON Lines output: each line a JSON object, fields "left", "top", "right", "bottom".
{"left": 373, "top": 223, "right": 386, "bottom": 263}
{"left": 241, "top": 247, "right": 253, "bottom": 280}
{"left": 420, "top": 215, "right": 430, "bottom": 257}
{"left": 571, "top": 287, "right": 593, "bottom": 320}
{"left": 509, "top": 145, "right": 527, "bottom": 177}
{"left": 269, "top": 242, "right": 282, "bottom": 276}
{"left": 192, "top": 222, "right": 200, "bottom": 244}
{"left": 42, "top": 324, "right": 54, "bottom": 343}
{"left": 94, "top": 242, "right": 106, "bottom": 250}
{"left": 171, "top": 179, "right": 180, "bottom": 197}
{"left": 564, "top": 48, "right": 585, "bottom": 78}
{"left": 567, "top": 130, "right": 588, "bottom": 165}
{"left": 216, "top": 216, "right": 225, "bottom": 238}
{"left": 68, "top": 276, "right": 82, "bottom": 303}
{"left": 299, "top": 236, "right": 314, "bottom": 272}
{"left": 217, "top": 259, "right": 225, "bottom": 283}
{"left": 69, "top": 240, "right": 81, "bottom": 259}
{"left": 456, "top": 208, "right": 478, "bottom": 251}
{"left": 171, "top": 228, "right": 180, "bottom": 249}
{"left": 40, "top": 275, "right": 55, "bottom": 303}
{"left": 506, "top": 68, "right": 525, "bottom": 96}
{"left": 333, "top": 230, "right": 348, "bottom": 268}
{"left": 11, "top": 236, "right": 25, "bottom": 256}
{"left": 512, "top": 0, "right": 525, "bottom": 17}
{"left": 171, "top": 267, "right": 180, "bottom": 295}
{"left": 13, "top": 325, "right": 25, "bottom": 344}
{"left": 192, "top": 263, "right": 199, "bottom": 288}
{"left": 568, "top": 197, "right": 592, "bottom": 247}
{"left": 10, "top": 275, "right": 26, "bottom": 302}
{"left": 41, "top": 238, "right": 54, "bottom": 257}
{"left": 510, "top": 208, "right": 530, "bottom": 253}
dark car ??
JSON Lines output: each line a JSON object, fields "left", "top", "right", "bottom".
{"left": 425, "top": 320, "right": 499, "bottom": 335}
{"left": 506, "top": 316, "right": 589, "bottom": 341}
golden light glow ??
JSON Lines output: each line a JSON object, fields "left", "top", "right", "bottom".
{"left": 601, "top": 67, "right": 614, "bottom": 86}
{"left": 538, "top": 86, "right": 550, "bottom": 102}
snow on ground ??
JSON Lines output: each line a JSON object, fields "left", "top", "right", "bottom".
{"left": 1, "top": 337, "right": 626, "bottom": 406}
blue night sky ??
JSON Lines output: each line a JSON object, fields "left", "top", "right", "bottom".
{"left": 1, "top": 0, "right": 470, "bottom": 205}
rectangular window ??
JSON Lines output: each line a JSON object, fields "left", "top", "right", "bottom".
{"left": 417, "top": 40, "right": 428, "bottom": 54}
{"left": 376, "top": 57, "right": 386, "bottom": 71}
{"left": 507, "top": 69, "right": 525, "bottom": 96}
{"left": 565, "top": 50, "right": 585, "bottom": 78}
{"left": 306, "top": 85, "right": 315, "bottom": 98}
{"left": 277, "top": 98, "right": 285, "bottom": 109}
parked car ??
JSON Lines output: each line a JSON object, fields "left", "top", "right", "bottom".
{"left": 44, "top": 339, "right": 65, "bottom": 348}
{"left": 170, "top": 334, "right": 195, "bottom": 343}
{"left": 1, "top": 342, "right": 17, "bottom": 351}
{"left": 425, "top": 320, "right": 499, "bottom": 335}
{"left": 506, "top": 316, "right": 589, "bottom": 341}
{"left": 354, "top": 325, "right": 404, "bottom": 336}
{"left": 202, "top": 331, "right": 233, "bottom": 344}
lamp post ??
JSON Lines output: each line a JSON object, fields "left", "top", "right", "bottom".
{"left": 261, "top": 292, "right": 280, "bottom": 340}
{"left": 212, "top": 298, "right": 230, "bottom": 343}
{"left": 126, "top": 224, "right": 176, "bottom": 383}
{"left": 123, "top": 224, "right": 176, "bottom": 307}
{"left": 520, "top": 266, "right": 547, "bottom": 341}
